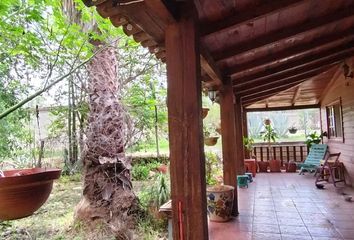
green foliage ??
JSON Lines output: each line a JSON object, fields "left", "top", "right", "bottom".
{"left": 305, "top": 132, "right": 322, "bottom": 148}
{"left": 260, "top": 124, "right": 278, "bottom": 143}
{"left": 243, "top": 136, "right": 255, "bottom": 152}
{"left": 131, "top": 160, "right": 161, "bottom": 181}
{"left": 137, "top": 174, "right": 170, "bottom": 236}
{"left": 132, "top": 165, "right": 150, "bottom": 181}
{"left": 205, "top": 152, "right": 222, "bottom": 186}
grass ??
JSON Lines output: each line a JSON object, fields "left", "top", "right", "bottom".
{"left": 0, "top": 174, "right": 166, "bottom": 240}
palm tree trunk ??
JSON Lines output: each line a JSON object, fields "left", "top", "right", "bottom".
{"left": 75, "top": 43, "right": 138, "bottom": 239}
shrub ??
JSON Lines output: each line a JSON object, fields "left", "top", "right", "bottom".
{"left": 131, "top": 165, "right": 150, "bottom": 181}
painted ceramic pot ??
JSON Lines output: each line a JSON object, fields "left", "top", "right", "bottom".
{"left": 206, "top": 185, "right": 234, "bottom": 222}
{"left": 0, "top": 168, "right": 61, "bottom": 220}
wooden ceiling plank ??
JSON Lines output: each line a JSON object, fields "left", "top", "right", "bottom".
{"left": 214, "top": 7, "right": 354, "bottom": 61}
{"left": 237, "top": 65, "right": 335, "bottom": 98}
{"left": 317, "top": 65, "right": 343, "bottom": 104}
{"left": 228, "top": 29, "right": 354, "bottom": 76}
{"left": 232, "top": 44, "right": 354, "bottom": 86}
{"left": 242, "top": 83, "right": 303, "bottom": 106}
{"left": 292, "top": 86, "right": 301, "bottom": 106}
{"left": 245, "top": 104, "right": 320, "bottom": 112}
{"left": 200, "top": 0, "right": 305, "bottom": 36}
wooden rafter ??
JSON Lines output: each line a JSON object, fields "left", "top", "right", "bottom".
{"left": 228, "top": 29, "right": 354, "bottom": 76}
{"left": 292, "top": 86, "right": 301, "bottom": 106}
{"left": 200, "top": 0, "right": 305, "bottom": 36}
{"left": 232, "top": 44, "right": 354, "bottom": 87}
{"left": 214, "top": 7, "right": 354, "bottom": 61}
{"left": 235, "top": 64, "right": 339, "bottom": 96}
{"left": 317, "top": 65, "right": 344, "bottom": 104}
{"left": 246, "top": 104, "right": 320, "bottom": 112}
{"left": 242, "top": 83, "right": 303, "bottom": 106}
{"left": 200, "top": 47, "right": 223, "bottom": 87}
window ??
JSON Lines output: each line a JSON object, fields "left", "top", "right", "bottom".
{"left": 326, "top": 99, "right": 343, "bottom": 140}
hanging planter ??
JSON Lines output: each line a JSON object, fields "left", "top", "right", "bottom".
{"left": 204, "top": 137, "right": 219, "bottom": 146}
{"left": 202, "top": 108, "right": 209, "bottom": 119}
{"left": 0, "top": 168, "right": 61, "bottom": 220}
{"left": 288, "top": 126, "right": 298, "bottom": 134}
{"left": 206, "top": 185, "right": 234, "bottom": 222}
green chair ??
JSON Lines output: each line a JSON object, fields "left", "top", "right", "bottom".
{"left": 298, "top": 144, "right": 328, "bottom": 175}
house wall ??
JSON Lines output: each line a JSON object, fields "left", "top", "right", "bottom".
{"left": 320, "top": 58, "right": 354, "bottom": 186}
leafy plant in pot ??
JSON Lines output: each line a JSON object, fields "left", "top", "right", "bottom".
{"left": 260, "top": 119, "right": 280, "bottom": 172}
{"left": 204, "top": 124, "right": 219, "bottom": 146}
{"left": 305, "top": 132, "right": 322, "bottom": 149}
{"left": 205, "top": 152, "right": 234, "bottom": 222}
{"left": 243, "top": 136, "right": 255, "bottom": 159}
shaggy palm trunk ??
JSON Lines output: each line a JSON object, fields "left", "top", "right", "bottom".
{"left": 75, "top": 43, "right": 138, "bottom": 239}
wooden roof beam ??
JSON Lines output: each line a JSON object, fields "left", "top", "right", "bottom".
{"left": 200, "top": 0, "right": 305, "bottom": 36}
{"left": 292, "top": 86, "right": 301, "bottom": 106}
{"left": 200, "top": 47, "right": 223, "bottom": 88}
{"left": 227, "top": 29, "right": 354, "bottom": 76}
{"left": 245, "top": 104, "right": 320, "bottom": 112}
{"left": 236, "top": 65, "right": 336, "bottom": 97}
{"left": 242, "top": 83, "right": 303, "bottom": 106}
{"left": 214, "top": 7, "right": 354, "bottom": 61}
{"left": 234, "top": 60, "right": 340, "bottom": 95}
{"left": 232, "top": 44, "right": 354, "bottom": 87}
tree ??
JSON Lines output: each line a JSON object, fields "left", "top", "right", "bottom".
{"left": 75, "top": 43, "right": 139, "bottom": 239}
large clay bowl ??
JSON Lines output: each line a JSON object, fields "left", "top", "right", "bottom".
{"left": 0, "top": 168, "right": 61, "bottom": 220}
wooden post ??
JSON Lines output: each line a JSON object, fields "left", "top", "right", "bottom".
{"left": 235, "top": 98, "right": 245, "bottom": 175}
{"left": 165, "top": 6, "right": 208, "bottom": 240}
{"left": 220, "top": 79, "right": 239, "bottom": 215}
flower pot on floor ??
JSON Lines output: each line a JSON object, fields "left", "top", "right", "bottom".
{"left": 258, "top": 161, "right": 269, "bottom": 172}
{"left": 269, "top": 159, "right": 281, "bottom": 172}
{"left": 204, "top": 137, "right": 219, "bottom": 146}
{"left": 206, "top": 185, "right": 234, "bottom": 222}
{"left": 0, "top": 168, "right": 61, "bottom": 220}
{"left": 285, "top": 161, "right": 297, "bottom": 172}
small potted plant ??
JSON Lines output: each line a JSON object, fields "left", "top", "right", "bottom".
{"left": 204, "top": 124, "right": 219, "bottom": 146}
{"left": 305, "top": 132, "right": 322, "bottom": 149}
{"left": 205, "top": 152, "right": 233, "bottom": 222}
{"left": 243, "top": 136, "right": 255, "bottom": 159}
{"left": 288, "top": 126, "right": 298, "bottom": 134}
{"left": 260, "top": 118, "right": 280, "bottom": 172}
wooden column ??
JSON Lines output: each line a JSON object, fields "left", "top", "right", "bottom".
{"left": 165, "top": 6, "right": 208, "bottom": 240}
{"left": 235, "top": 98, "right": 245, "bottom": 175}
{"left": 220, "top": 78, "right": 239, "bottom": 215}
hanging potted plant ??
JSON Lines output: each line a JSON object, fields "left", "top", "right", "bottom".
{"left": 202, "top": 107, "right": 209, "bottom": 119}
{"left": 288, "top": 126, "right": 298, "bottom": 134}
{"left": 260, "top": 118, "right": 280, "bottom": 172}
{"left": 204, "top": 124, "right": 219, "bottom": 146}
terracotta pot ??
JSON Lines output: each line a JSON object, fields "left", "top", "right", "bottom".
{"left": 0, "top": 168, "right": 61, "bottom": 220}
{"left": 258, "top": 161, "right": 269, "bottom": 172}
{"left": 206, "top": 185, "right": 234, "bottom": 222}
{"left": 202, "top": 108, "right": 209, "bottom": 119}
{"left": 157, "top": 164, "right": 168, "bottom": 174}
{"left": 285, "top": 161, "right": 297, "bottom": 172}
{"left": 204, "top": 137, "right": 219, "bottom": 146}
{"left": 269, "top": 159, "right": 281, "bottom": 172}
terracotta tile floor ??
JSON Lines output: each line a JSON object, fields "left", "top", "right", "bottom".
{"left": 209, "top": 173, "right": 354, "bottom": 240}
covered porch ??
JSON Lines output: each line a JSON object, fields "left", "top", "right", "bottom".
{"left": 209, "top": 173, "right": 354, "bottom": 240}
{"left": 84, "top": 0, "right": 354, "bottom": 239}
